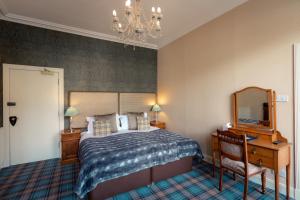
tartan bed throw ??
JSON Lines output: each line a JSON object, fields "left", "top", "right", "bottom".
{"left": 75, "top": 129, "right": 203, "bottom": 198}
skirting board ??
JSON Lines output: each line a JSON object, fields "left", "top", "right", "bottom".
{"left": 202, "top": 153, "right": 298, "bottom": 199}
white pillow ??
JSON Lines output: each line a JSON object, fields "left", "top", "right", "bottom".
{"left": 116, "top": 114, "right": 122, "bottom": 130}
{"left": 118, "top": 115, "right": 129, "bottom": 130}
{"left": 86, "top": 117, "right": 95, "bottom": 134}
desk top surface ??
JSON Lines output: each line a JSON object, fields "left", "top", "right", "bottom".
{"left": 212, "top": 132, "right": 290, "bottom": 151}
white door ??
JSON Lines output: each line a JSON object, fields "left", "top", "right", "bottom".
{"left": 3, "top": 64, "right": 64, "bottom": 165}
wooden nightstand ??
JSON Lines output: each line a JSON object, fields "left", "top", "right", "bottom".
{"left": 150, "top": 121, "right": 166, "bottom": 129}
{"left": 61, "top": 129, "right": 81, "bottom": 164}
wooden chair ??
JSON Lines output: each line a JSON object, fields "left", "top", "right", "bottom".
{"left": 217, "top": 130, "right": 266, "bottom": 200}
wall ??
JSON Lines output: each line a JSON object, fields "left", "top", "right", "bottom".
{"left": 158, "top": 0, "right": 300, "bottom": 194}
{"left": 0, "top": 20, "right": 157, "bottom": 127}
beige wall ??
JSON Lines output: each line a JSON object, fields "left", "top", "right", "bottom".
{"left": 158, "top": 0, "right": 300, "bottom": 191}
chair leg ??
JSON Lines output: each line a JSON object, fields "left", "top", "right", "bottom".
{"left": 261, "top": 170, "right": 266, "bottom": 194}
{"left": 243, "top": 177, "right": 248, "bottom": 200}
{"left": 219, "top": 167, "right": 223, "bottom": 191}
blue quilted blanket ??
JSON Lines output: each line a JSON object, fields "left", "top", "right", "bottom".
{"left": 75, "top": 129, "right": 203, "bottom": 198}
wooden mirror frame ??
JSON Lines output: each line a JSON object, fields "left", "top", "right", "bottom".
{"left": 232, "top": 86, "right": 277, "bottom": 132}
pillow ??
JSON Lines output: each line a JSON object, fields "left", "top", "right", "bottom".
{"left": 118, "top": 115, "right": 129, "bottom": 130}
{"left": 116, "top": 114, "right": 121, "bottom": 130}
{"left": 93, "top": 120, "right": 112, "bottom": 137}
{"left": 137, "top": 116, "right": 150, "bottom": 131}
{"left": 86, "top": 117, "right": 95, "bottom": 134}
{"left": 127, "top": 112, "right": 145, "bottom": 130}
{"left": 94, "top": 113, "right": 118, "bottom": 133}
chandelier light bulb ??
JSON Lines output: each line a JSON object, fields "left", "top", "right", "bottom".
{"left": 113, "top": 10, "right": 117, "bottom": 17}
{"left": 152, "top": 7, "right": 156, "bottom": 13}
{"left": 118, "top": 23, "right": 122, "bottom": 28}
{"left": 157, "top": 7, "right": 162, "bottom": 13}
{"left": 125, "top": 0, "right": 131, "bottom": 7}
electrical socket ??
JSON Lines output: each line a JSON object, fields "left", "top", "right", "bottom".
{"left": 276, "top": 95, "right": 288, "bottom": 102}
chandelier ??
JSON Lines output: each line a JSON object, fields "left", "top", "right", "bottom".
{"left": 112, "top": 0, "right": 163, "bottom": 46}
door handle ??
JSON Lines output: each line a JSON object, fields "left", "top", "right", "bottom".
{"left": 9, "top": 116, "right": 17, "bottom": 126}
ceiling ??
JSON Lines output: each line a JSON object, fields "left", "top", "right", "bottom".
{"left": 0, "top": 0, "right": 247, "bottom": 49}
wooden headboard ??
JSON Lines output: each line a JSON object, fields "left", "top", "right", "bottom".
{"left": 69, "top": 92, "right": 156, "bottom": 128}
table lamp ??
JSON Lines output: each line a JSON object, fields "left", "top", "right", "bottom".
{"left": 151, "top": 104, "right": 161, "bottom": 123}
{"left": 65, "top": 106, "right": 79, "bottom": 132}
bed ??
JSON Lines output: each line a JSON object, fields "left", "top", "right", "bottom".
{"left": 69, "top": 92, "right": 203, "bottom": 199}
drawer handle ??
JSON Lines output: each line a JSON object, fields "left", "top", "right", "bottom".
{"left": 251, "top": 148, "right": 257, "bottom": 155}
{"left": 257, "top": 159, "right": 263, "bottom": 167}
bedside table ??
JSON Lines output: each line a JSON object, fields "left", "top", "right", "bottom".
{"left": 61, "top": 129, "right": 81, "bottom": 164}
{"left": 150, "top": 121, "right": 166, "bottom": 129}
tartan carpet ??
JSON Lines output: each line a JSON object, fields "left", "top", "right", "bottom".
{"left": 0, "top": 158, "right": 289, "bottom": 200}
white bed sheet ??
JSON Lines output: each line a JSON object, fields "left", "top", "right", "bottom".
{"left": 80, "top": 126, "right": 160, "bottom": 143}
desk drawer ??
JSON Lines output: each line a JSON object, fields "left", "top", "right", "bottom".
{"left": 247, "top": 145, "right": 273, "bottom": 159}
{"left": 248, "top": 154, "right": 274, "bottom": 169}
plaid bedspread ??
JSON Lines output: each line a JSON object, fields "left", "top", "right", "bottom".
{"left": 74, "top": 129, "right": 203, "bottom": 198}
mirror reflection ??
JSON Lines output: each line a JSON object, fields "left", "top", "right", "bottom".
{"left": 237, "top": 88, "right": 270, "bottom": 127}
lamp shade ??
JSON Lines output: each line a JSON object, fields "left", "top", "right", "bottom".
{"left": 65, "top": 107, "right": 79, "bottom": 117}
{"left": 151, "top": 104, "right": 161, "bottom": 112}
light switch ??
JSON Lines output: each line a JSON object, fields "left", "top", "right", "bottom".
{"left": 276, "top": 95, "right": 288, "bottom": 102}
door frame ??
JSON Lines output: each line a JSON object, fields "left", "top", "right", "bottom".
{"left": 3, "top": 64, "right": 64, "bottom": 167}
{"left": 294, "top": 44, "right": 300, "bottom": 198}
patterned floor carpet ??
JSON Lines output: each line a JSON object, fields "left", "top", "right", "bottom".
{"left": 0, "top": 158, "right": 288, "bottom": 200}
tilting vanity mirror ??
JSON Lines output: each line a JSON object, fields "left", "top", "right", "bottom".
{"left": 233, "top": 87, "right": 275, "bottom": 130}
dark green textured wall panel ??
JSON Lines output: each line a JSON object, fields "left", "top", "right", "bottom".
{"left": 0, "top": 20, "right": 157, "bottom": 127}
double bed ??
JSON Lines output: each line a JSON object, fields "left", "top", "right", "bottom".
{"left": 69, "top": 92, "right": 203, "bottom": 199}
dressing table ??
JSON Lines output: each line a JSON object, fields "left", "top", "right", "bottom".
{"left": 211, "top": 87, "right": 291, "bottom": 200}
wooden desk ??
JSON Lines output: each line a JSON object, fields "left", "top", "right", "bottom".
{"left": 211, "top": 132, "right": 291, "bottom": 200}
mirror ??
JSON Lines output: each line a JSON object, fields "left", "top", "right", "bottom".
{"left": 233, "top": 87, "right": 275, "bottom": 130}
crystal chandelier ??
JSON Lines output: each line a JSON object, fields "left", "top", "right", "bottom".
{"left": 112, "top": 0, "right": 163, "bottom": 46}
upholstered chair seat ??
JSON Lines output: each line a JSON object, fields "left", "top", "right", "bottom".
{"left": 217, "top": 130, "right": 266, "bottom": 200}
{"left": 222, "top": 157, "right": 265, "bottom": 176}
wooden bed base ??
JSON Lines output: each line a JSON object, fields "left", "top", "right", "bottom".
{"left": 88, "top": 156, "right": 193, "bottom": 200}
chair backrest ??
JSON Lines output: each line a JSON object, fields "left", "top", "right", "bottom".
{"left": 217, "top": 130, "right": 248, "bottom": 164}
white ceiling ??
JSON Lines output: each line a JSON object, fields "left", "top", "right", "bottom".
{"left": 0, "top": 0, "right": 247, "bottom": 49}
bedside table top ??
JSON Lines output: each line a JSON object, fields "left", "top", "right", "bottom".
{"left": 150, "top": 121, "right": 165, "bottom": 125}
{"left": 61, "top": 129, "right": 81, "bottom": 134}
{"left": 61, "top": 129, "right": 81, "bottom": 140}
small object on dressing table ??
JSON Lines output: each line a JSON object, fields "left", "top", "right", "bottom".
{"left": 273, "top": 140, "right": 281, "bottom": 145}
{"left": 246, "top": 135, "right": 257, "bottom": 141}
